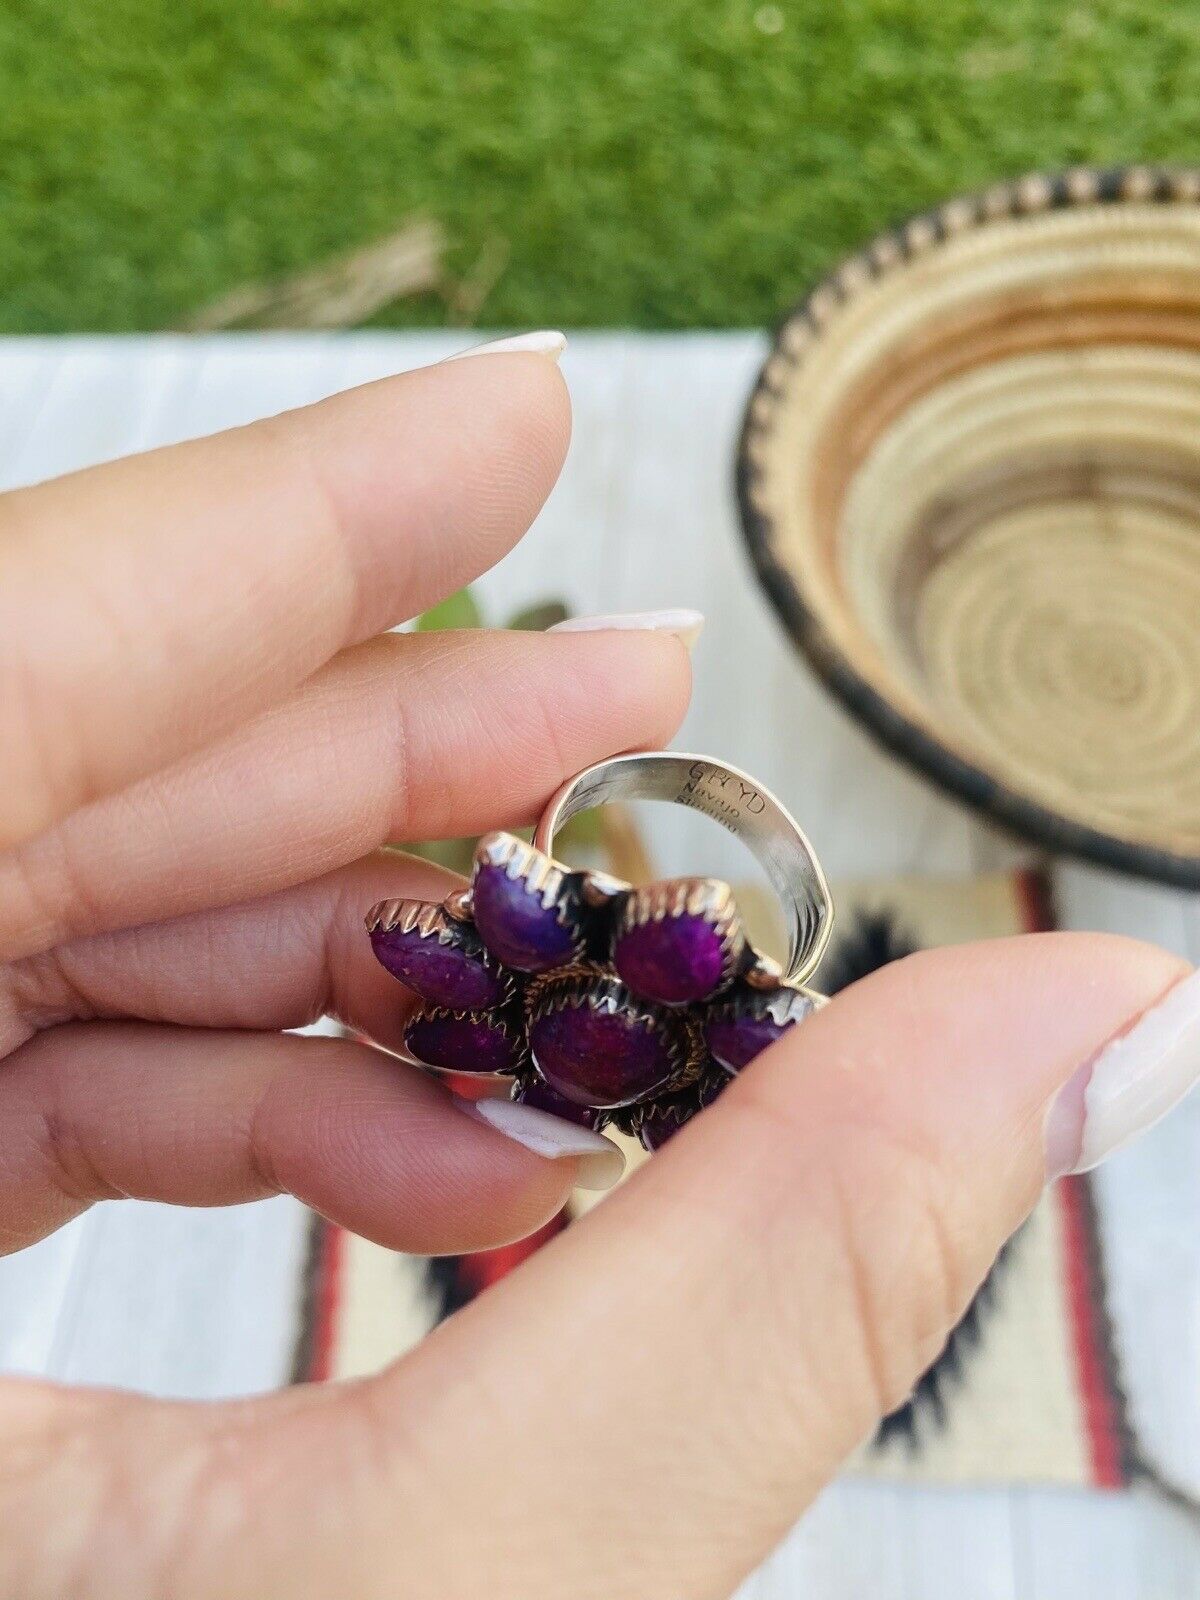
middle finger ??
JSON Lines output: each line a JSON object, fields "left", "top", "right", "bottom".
{"left": 0, "top": 625, "right": 690, "bottom": 960}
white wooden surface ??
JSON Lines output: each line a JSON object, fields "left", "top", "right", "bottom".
{"left": 0, "top": 332, "right": 1198, "bottom": 1597}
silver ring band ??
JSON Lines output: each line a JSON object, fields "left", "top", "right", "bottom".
{"left": 535, "top": 751, "right": 833, "bottom": 986}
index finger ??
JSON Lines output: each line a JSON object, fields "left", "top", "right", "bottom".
{"left": 0, "top": 345, "right": 570, "bottom": 851}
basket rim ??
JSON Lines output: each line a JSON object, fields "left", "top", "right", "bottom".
{"left": 735, "top": 164, "right": 1200, "bottom": 889}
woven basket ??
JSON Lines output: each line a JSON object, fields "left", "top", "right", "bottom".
{"left": 738, "top": 168, "right": 1200, "bottom": 886}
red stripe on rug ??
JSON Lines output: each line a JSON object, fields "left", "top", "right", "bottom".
{"left": 454, "top": 1211, "right": 567, "bottom": 1301}
{"left": 1057, "top": 1175, "right": 1124, "bottom": 1489}
{"left": 1014, "top": 866, "right": 1055, "bottom": 935}
{"left": 308, "top": 1223, "right": 346, "bottom": 1383}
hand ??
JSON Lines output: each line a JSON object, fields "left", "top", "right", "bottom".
{"left": 0, "top": 344, "right": 1196, "bottom": 1599}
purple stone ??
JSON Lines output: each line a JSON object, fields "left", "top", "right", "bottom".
{"left": 529, "top": 1003, "right": 676, "bottom": 1108}
{"left": 704, "top": 989, "right": 813, "bottom": 1073}
{"left": 405, "top": 1011, "right": 519, "bottom": 1075}
{"left": 704, "top": 1012, "right": 794, "bottom": 1073}
{"left": 472, "top": 863, "right": 578, "bottom": 973}
{"left": 370, "top": 925, "right": 504, "bottom": 1012}
{"left": 514, "top": 1078, "right": 602, "bottom": 1129}
{"left": 639, "top": 1075, "right": 726, "bottom": 1151}
{"left": 637, "top": 1098, "right": 695, "bottom": 1151}
{"left": 614, "top": 913, "right": 727, "bottom": 1005}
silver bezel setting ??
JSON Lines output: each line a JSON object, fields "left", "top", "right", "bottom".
{"left": 366, "top": 895, "right": 519, "bottom": 1007}
{"left": 703, "top": 979, "right": 819, "bottom": 1030}
{"left": 535, "top": 752, "right": 833, "bottom": 986}
{"left": 470, "top": 830, "right": 588, "bottom": 961}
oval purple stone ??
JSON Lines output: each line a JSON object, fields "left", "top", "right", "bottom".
{"left": 613, "top": 913, "right": 727, "bottom": 1005}
{"left": 704, "top": 1012, "right": 793, "bottom": 1073}
{"left": 514, "top": 1078, "right": 603, "bottom": 1129}
{"left": 370, "top": 925, "right": 504, "bottom": 1012}
{"left": 405, "top": 1010, "right": 520, "bottom": 1075}
{"left": 472, "top": 863, "right": 578, "bottom": 973}
{"left": 530, "top": 1003, "right": 676, "bottom": 1109}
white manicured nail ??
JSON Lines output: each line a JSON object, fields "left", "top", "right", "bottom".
{"left": 549, "top": 608, "right": 705, "bottom": 651}
{"left": 1046, "top": 966, "right": 1200, "bottom": 1176}
{"left": 456, "top": 1095, "right": 625, "bottom": 1191}
{"left": 445, "top": 330, "right": 567, "bottom": 363}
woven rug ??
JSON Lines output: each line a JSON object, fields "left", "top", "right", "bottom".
{"left": 289, "top": 870, "right": 1180, "bottom": 1497}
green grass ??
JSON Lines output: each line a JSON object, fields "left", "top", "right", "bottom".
{"left": 4, "top": 0, "right": 1200, "bottom": 332}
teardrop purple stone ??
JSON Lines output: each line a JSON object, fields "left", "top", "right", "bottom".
{"left": 370, "top": 925, "right": 504, "bottom": 1012}
{"left": 514, "top": 1078, "right": 603, "bottom": 1129}
{"left": 704, "top": 989, "right": 814, "bottom": 1074}
{"left": 405, "top": 1011, "right": 520, "bottom": 1075}
{"left": 472, "top": 864, "right": 578, "bottom": 973}
{"left": 704, "top": 1012, "right": 794, "bottom": 1073}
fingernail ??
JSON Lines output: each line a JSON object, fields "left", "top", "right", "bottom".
{"left": 444, "top": 330, "right": 567, "bottom": 363}
{"left": 456, "top": 1094, "right": 626, "bottom": 1191}
{"left": 549, "top": 608, "right": 705, "bottom": 651}
{"left": 1046, "top": 965, "right": 1200, "bottom": 1177}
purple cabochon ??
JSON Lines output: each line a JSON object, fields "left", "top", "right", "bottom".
{"left": 704, "top": 1012, "right": 793, "bottom": 1073}
{"left": 370, "top": 924, "right": 504, "bottom": 1012}
{"left": 404, "top": 1011, "right": 520, "bottom": 1075}
{"left": 613, "top": 912, "right": 728, "bottom": 1005}
{"left": 514, "top": 1077, "right": 603, "bottom": 1130}
{"left": 529, "top": 1003, "right": 676, "bottom": 1109}
{"left": 704, "top": 989, "right": 814, "bottom": 1073}
{"left": 472, "top": 863, "right": 578, "bottom": 973}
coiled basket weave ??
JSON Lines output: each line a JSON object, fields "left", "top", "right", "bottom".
{"left": 738, "top": 168, "right": 1200, "bottom": 886}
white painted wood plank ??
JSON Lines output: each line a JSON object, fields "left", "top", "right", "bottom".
{"left": 475, "top": 335, "right": 641, "bottom": 627}
{"left": 759, "top": 1481, "right": 1200, "bottom": 1600}
{"left": 0, "top": 1214, "right": 97, "bottom": 1375}
{"left": 0, "top": 341, "right": 69, "bottom": 470}
{"left": 966, "top": 822, "right": 1038, "bottom": 876}
{"left": 1010, "top": 1484, "right": 1200, "bottom": 1600}
{"left": 1055, "top": 861, "right": 1193, "bottom": 958}
{"left": 735, "top": 1483, "right": 911, "bottom": 1600}
{"left": 0, "top": 341, "right": 181, "bottom": 487}
{"left": 739, "top": 1482, "right": 1020, "bottom": 1600}
{"left": 47, "top": 1198, "right": 310, "bottom": 1399}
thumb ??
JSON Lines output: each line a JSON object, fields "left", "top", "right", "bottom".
{"left": 5, "top": 935, "right": 1198, "bottom": 1600}
{"left": 333, "top": 933, "right": 1196, "bottom": 1599}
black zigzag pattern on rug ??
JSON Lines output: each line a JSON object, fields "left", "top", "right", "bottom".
{"left": 818, "top": 909, "right": 1023, "bottom": 1453}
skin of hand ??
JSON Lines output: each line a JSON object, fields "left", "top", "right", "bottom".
{"left": 0, "top": 343, "right": 1197, "bottom": 1600}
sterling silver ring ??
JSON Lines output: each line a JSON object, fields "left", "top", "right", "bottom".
{"left": 366, "top": 752, "right": 832, "bottom": 1150}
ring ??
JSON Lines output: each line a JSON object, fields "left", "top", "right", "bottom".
{"left": 366, "top": 752, "right": 832, "bottom": 1150}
